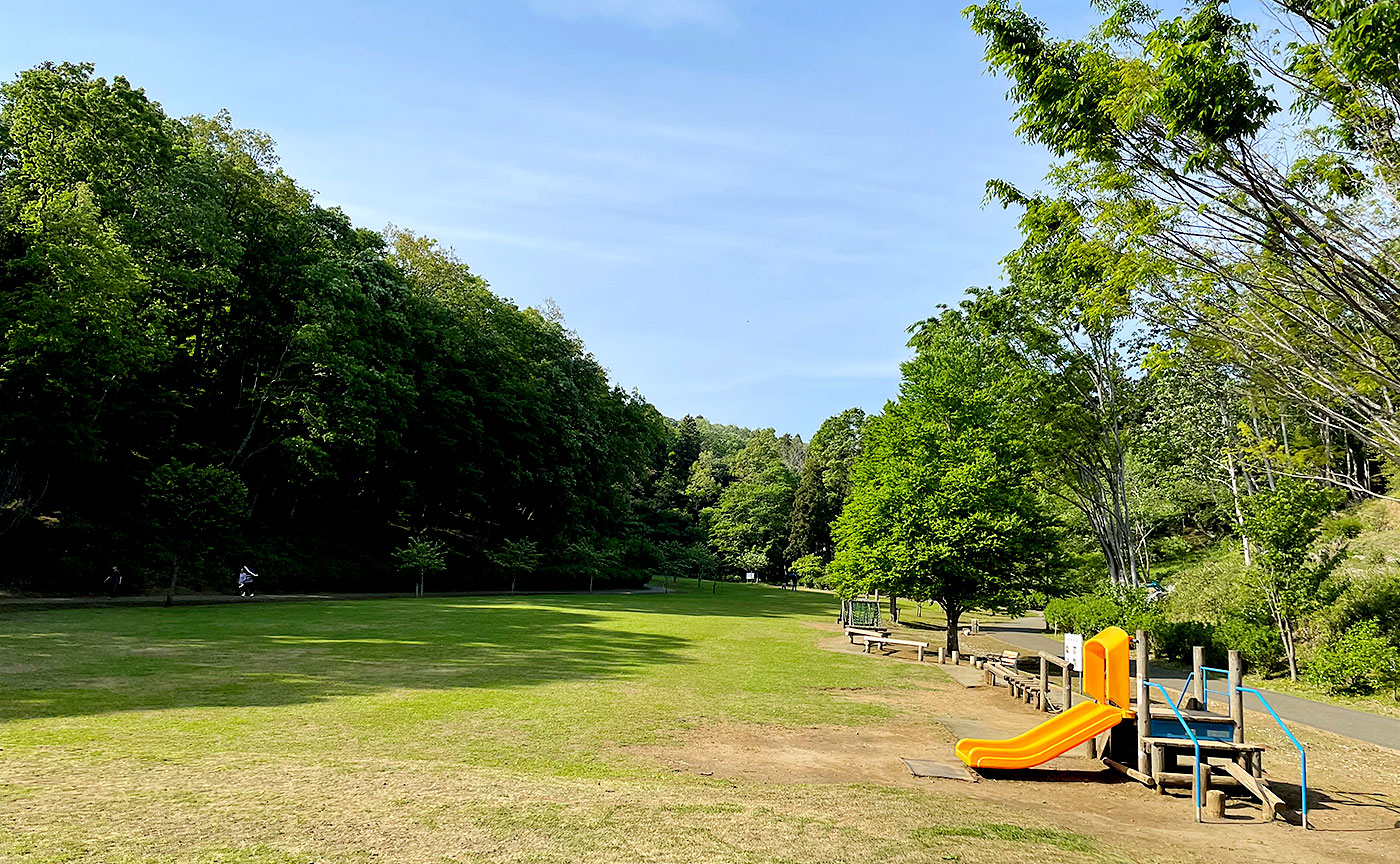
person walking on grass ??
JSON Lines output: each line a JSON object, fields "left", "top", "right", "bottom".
{"left": 104, "top": 566, "right": 122, "bottom": 598}
{"left": 237, "top": 564, "right": 258, "bottom": 597}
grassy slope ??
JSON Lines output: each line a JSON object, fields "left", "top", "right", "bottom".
{"left": 0, "top": 586, "right": 1122, "bottom": 864}
{"left": 1158, "top": 499, "right": 1400, "bottom": 719}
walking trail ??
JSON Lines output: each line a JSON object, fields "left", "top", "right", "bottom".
{"left": 987, "top": 614, "right": 1400, "bottom": 752}
{"left": 0, "top": 586, "right": 667, "bottom": 611}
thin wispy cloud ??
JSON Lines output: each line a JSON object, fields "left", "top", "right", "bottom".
{"left": 528, "top": 0, "right": 729, "bottom": 28}
{"left": 690, "top": 357, "right": 910, "bottom": 395}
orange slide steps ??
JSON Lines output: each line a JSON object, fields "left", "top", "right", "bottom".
{"left": 954, "top": 701, "right": 1125, "bottom": 769}
{"left": 955, "top": 626, "right": 1134, "bottom": 770}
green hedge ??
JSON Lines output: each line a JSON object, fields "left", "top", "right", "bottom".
{"left": 1044, "top": 591, "right": 1285, "bottom": 673}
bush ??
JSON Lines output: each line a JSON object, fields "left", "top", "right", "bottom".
{"left": 791, "top": 554, "right": 828, "bottom": 588}
{"left": 1318, "top": 513, "right": 1364, "bottom": 546}
{"left": 1215, "top": 616, "right": 1286, "bottom": 676}
{"left": 1328, "top": 569, "right": 1400, "bottom": 648}
{"left": 1043, "top": 594, "right": 1130, "bottom": 635}
{"left": 1149, "top": 620, "right": 1216, "bottom": 665}
{"left": 1307, "top": 620, "right": 1400, "bottom": 696}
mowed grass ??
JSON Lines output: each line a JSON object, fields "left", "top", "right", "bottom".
{"left": 0, "top": 586, "right": 1121, "bottom": 864}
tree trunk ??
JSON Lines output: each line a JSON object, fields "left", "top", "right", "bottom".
{"left": 1282, "top": 615, "right": 1299, "bottom": 681}
{"left": 889, "top": 595, "right": 899, "bottom": 624}
{"left": 944, "top": 602, "right": 961, "bottom": 655}
{"left": 164, "top": 559, "right": 180, "bottom": 607}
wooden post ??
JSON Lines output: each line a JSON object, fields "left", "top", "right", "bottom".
{"left": 1192, "top": 645, "right": 1205, "bottom": 709}
{"left": 1039, "top": 654, "right": 1049, "bottom": 713}
{"left": 1137, "top": 629, "right": 1151, "bottom": 780}
{"left": 1205, "top": 789, "right": 1226, "bottom": 820}
{"left": 1063, "top": 663, "right": 1073, "bottom": 711}
{"left": 1228, "top": 649, "right": 1244, "bottom": 743}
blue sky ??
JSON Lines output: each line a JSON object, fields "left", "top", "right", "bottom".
{"left": 3, "top": 0, "right": 1098, "bottom": 438}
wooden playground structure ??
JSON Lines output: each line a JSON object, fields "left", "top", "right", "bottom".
{"left": 965, "top": 628, "right": 1307, "bottom": 826}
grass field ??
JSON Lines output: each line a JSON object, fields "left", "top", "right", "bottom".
{"left": 1, "top": 585, "right": 1394, "bottom": 863}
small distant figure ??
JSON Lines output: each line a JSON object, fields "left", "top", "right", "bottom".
{"left": 104, "top": 566, "right": 122, "bottom": 598}
{"left": 237, "top": 564, "right": 258, "bottom": 597}
{"left": 786, "top": 570, "right": 797, "bottom": 591}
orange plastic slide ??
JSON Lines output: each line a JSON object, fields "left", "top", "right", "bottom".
{"left": 954, "top": 700, "right": 1124, "bottom": 769}
{"left": 955, "top": 626, "right": 1135, "bottom": 770}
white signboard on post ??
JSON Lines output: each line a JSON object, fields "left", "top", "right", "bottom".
{"left": 745, "top": 572, "right": 756, "bottom": 583}
{"left": 1063, "top": 633, "right": 1084, "bottom": 670}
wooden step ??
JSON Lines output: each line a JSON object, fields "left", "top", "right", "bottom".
{"left": 1142, "top": 737, "right": 1266, "bottom": 752}
{"left": 1222, "top": 760, "right": 1287, "bottom": 821}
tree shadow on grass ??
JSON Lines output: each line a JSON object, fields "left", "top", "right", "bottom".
{"left": 0, "top": 599, "right": 692, "bottom": 722}
{"left": 580, "top": 584, "right": 840, "bottom": 620}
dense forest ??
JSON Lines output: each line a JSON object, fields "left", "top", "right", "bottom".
{"left": 4, "top": 0, "right": 1400, "bottom": 699}
{"left": 0, "top": 62, "right": 838, "bottom": 597}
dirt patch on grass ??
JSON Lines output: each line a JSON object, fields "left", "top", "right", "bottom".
{"left": 636, "top": 663, "right": 1400, "bottom": 864}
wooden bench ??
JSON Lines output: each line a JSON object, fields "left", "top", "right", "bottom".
{"left": 979, "top": 653, "right": 1043, "bottom": 704}
{"left": 845, "top": 626, "right": 890, "bottom": 644}
{"left": 863, "top": 635, "right": 929, "bottom": 662}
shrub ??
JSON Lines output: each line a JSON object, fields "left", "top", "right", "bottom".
{"left": 791, "top": 553, "right": 828, "bottom": 588}
{"left": 1328, "top": 569, "right": 1400, "bottom": 648}
{"left": 1043, "top": 594, "right": 1130, "bottom": 635}
{"left": 1215, "top": 616, "right": 1287, "bottom": 676}
{"left": 1307, "top": 620, "right": 1400, "bottom": 696}
{"left": 1318, "top": 513, "right": 1364, "bottom": 546}
{"left": 1148, "top": 620, "right": 1215, "bottom": 665}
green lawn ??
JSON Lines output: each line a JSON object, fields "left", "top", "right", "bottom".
{"left": 0, "top": 586, "right": 1134, "bottom": 863}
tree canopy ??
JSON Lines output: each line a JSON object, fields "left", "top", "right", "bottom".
{"left": 832, "top": 311, "right": 1059, "bottom": 652}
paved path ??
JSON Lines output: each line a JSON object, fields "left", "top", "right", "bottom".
{"left": 0, "top": 586, "right": 667, "bottom": 611}
{"left": 986, "top": 615, "right": 1400, "bottom": 752}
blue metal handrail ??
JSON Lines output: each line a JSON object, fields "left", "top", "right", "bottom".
{"left": 1238, "top": 686, "right": 1309, "bottom": 829}
{"left": 1175, "top": 671, "right": 1195, "bottom": 710}
{"left": 1199, "top": 666, "right": 1231, "bottom": 711}
{"left": 1146, "top": 680, "right": 1203, "bottom": 822}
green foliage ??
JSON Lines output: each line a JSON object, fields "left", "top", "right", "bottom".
{"left": 690, "top": 417, "right": 753, "bottom": 459}
{"left": 1328, "top": 568, "right": 1400, "bottom": 649}
{"left": 1241, "top": 479, "right": 1348, "bottom": 676}
{"left": 1043, "top": 594, "right": 1132, "bottom": 637}
{"left": 394, "top": 538, "right": 447, "bottom": 576}
{"left": 1307, "top": 620, "right": 1400, "bottom": 696}
{"left": 142, "top": 460, "right": 246, "bottom": 595}
{"left": 1215, "top": 615, "right": 1287, "bottom": 677}
{"left": 791, "top": 552, "right": 828, "bottom": 588}
{"left": 1150, "top": 620, "right": 1215, "bottom": 666}
{"left": 786, "top": 408, "right": 864, "bottom": 562}
{"left": 0, "top": 62, "right": 686, "bottom": 593}
{"left": 832, "top": 310, "right": 1059, "bottom": 651}
{"left": 1242, "top": 481, "right": 1348, "bottom": 586}
{"left": 699, "top": 430, "right": 798, "bottom": 577}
